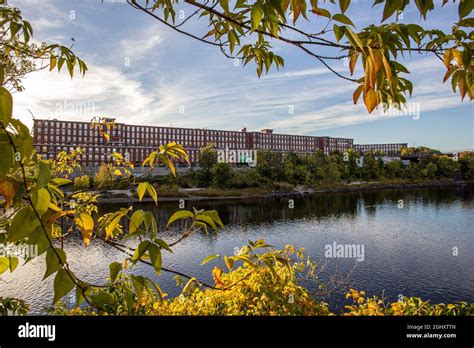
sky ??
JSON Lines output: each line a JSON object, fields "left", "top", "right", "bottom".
{"left": 9, "top": 0, "right": 474, "bottom": 151}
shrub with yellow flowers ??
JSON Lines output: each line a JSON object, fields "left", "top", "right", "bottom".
{"left": 343, "top": 291, "right": 474, "bottom": 316}
{"left": 47, "top": 241, "right": 474, "bottom": 317}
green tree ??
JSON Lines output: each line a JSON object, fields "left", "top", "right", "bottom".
{"left": 362, "top": 153, "right": 382, "bottom": 180}
{"left": 211, "top": 162, "right": 235, "bottom": 188}
{"left": 130, "top": 0, "right": 473, "bottom": 113}
{"left": 196, "top": 144, "right": 217, "bottom": 187}
{"left": 256, "top": 151, "right": 284, "bottom": 181}
{"left": 459, "top": 152, "right": 474, "bottom": 180}
{"left": 421, "top": 162, "right": 437, "bottom": 179}
{"left": 384, "top": 160, "right": 404, "bottom": 178}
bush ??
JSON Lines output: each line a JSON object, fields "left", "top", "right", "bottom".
{"left": 211, "top": 162, "right": 235, "bottom": 188}
{"left": 94, "top": 163, "right": 116, "bottom": 188}
{"left": 156, "top": 184, "right": 181, "bottom": 196}
{"left": 233, "top": 169, "right": 271, "bottom": 188}
{"left": 73, "top": 175, "right": 90, "bottom": 190}
{"left": 48, "top": 243, "right": 474, "bottom": 316}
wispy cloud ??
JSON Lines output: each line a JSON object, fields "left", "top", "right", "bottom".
{"left": 120, "top": 27, "right": 164, "bottom": 59}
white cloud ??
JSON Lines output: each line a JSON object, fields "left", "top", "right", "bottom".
{"left": 120, "top": 28, "right": 164, "bottom": 59}
{"left": 13, "top": 62, "right": 156, "bottom": 129}
{"left": 263, "top": 67, "right": 340, "bottom": 80}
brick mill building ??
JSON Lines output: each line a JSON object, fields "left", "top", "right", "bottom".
{"left": 32, "top": 118, "right": 407, "bottom": 167}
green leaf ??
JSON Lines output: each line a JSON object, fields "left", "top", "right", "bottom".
{"left": 339, "top": 0, "right": 350, "bottom": 14}
{"left": 44, "top": 247, "right": 66, "bottom": 280}
{"left": 148, "top": 243, "right": 162, "bottom": 275}
{"left": 137, "top": 182, "right": 158, "bottom": 204}
{"left": 251, "top": 4, "right": 264, "bottom": 30}
{"left": 31, "top": 187, "right": 51, "bottom": 216}
{"left": 51, "top": 178, "right": 72, "bottom": 186}
{"left": 345, "top": 27, "right": 365, "bottom": 53}
{"left": 167, "top": 210, "right": 194, "bottom": 226}
{"left": 332, "top": 13, "right": 354, "bottom": 26}
{"left": 0, "top": 143, "right": 14, "bottom": 178}
{"left": 333, "top": 24, "right": 346, "bottom": 42}
{"left": 109, "top": 262, "right": 122, "bottom": 283}
{"left": 382, "top": 0, "right": 401, "bottom": 22}
{"left": 137, "top": 182, "right": 147, "bottom": 201}
{"left": 75, "top": 283, "right": 89, "bottom": 307}
{"left": 0, "top": 257, "right": 9, "bottom": 274}
{"left": 392, "top": 61, "right": 410, "bottom": 73}
{"left": 154, "top": 238, "right": 173, "bottom": 252}
{"left": 146, "top": 183, "right": 158, "bottom": 205}
{"left": 201, "top": 210, "right": 224, "bottom": 228}
{"left": 224, "top": 255, "right": 234, "bottom": 271}
{"left": 196, "top": 214, "right": 217, "bottom": 230}
{"left": 90, "top": 290, "right": 115, "bottom": 306}
{"left": 459, "top": 0, "right": 472, "bottom": 19}
{"left": 7, "top": 206, "right": 40, "bottom": 242}
{"left": 53, "top": 268, "right": 75, "bottom": 304}
{"left": 219, "top": 0, "right": 230, "bottom": 12}
{"left": 131, "top": 240, "right": 150, "bottom": 266}
{"left": 37, "top": 161, "right": 51, "bottom": 188}
{"left": 129, "top": 210, "right": 144, "bottom": 234}
{"left": 312, "top": 8, "right": 331, "bottom": 18}
{"left": 49, "top": 56, "right": 57, "bottom": 71}
{"left": 0, "top": 87, "right": 13, "bottom": 126}
{"left": 8, "top": 256, "right": 18, "bottom": 272}
{"left": 201, "top": 254, "right": 220, "bottom": 265}
{"left": 458, "top": 17, "right": 474, "bottom": 27}
{"left": 26, "top": 225, "right": 51, "bottom": 257}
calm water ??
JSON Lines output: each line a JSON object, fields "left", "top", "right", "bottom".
{"left": 1, "top": 186, "right": 473, "bottom": 314}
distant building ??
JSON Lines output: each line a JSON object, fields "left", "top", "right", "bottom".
{"left": 32, "top": 118, "right": 405, "bottom": 167}
{"left": 353, "top": 143, "right": 407, "bottom": 156}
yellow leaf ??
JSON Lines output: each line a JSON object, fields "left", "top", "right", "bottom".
{"left": 345, "top": 28, "right": 365, "bottom": 54}
{"left": 212, "top": 266, "right": 225, "bottom": 287}
{"left": 75, "top": 212, "right": 94, "bottom": 247}
{"left": 381, "top": 54, "right": 392, "bottom": 84}
{"left": 48, "top": 202, "right": 62, "bottom": 212}
{"left": 363, "top": 88, "right": 378, "bottom": 113}
{"left": 353, "top": 85, "right": 364, "bottom": 104}
{"left": 202, "top": 29, "right": 217, "bottom": 39}
{"left": 443, "top": 49, "right": 453, "bottom": 69}
{"left": 368, "top": 47, "right": 382, "bottom": 73}
{"left": 452, "top": 49, "right": 463, "bottom": 68}
{"left": 0, "top": 177, "right": 18, "bottom": 209}
{"left": 349, "top": 52, "right": 358, "bottom": 76}
{"left": 364, "top": 58, "right": 375, "bottom": 92}
{"left": 114, "top": 169, "right": 122, "bottom": 176}
{"left": 47, "top": 210, "right": 67, "bottom": 224}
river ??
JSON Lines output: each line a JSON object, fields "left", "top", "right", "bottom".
{"left": 1, "top": 186, "right": 473, "bottom": 314}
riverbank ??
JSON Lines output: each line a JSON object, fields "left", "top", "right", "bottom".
{"left": 94, "top": 179, "right": 474, "bottom": 203}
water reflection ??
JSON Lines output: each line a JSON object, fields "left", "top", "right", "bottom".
{"left": 1, "top": 186, "right": 473, "bottom": 314}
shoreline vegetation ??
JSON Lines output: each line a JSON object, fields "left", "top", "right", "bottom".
{"left": 70, "top": 145, "right": 474, "bottom": 204}
{"left": 90, "top": 179, "right": 474, "bottom": 203}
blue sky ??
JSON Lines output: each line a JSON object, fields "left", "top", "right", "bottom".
{"left": 10, "top": 0, "right": 473, "bottom": 151}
